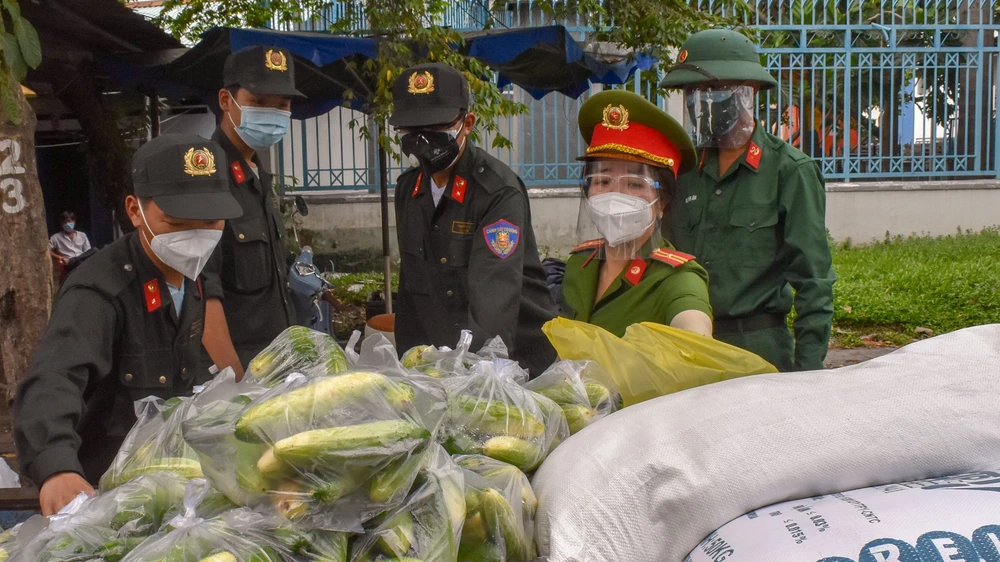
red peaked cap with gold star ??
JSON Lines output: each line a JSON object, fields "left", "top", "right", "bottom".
{"left": 577, "top": 90, "right": 697, "bottom": 178}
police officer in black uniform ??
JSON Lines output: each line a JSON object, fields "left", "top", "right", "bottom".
{"left": 14, "top": 134, "right": 242, "bottom": 515}
{"left": 390, "top": 63, "right": 558, "bottom": 376}
{"left": 202, "top": 46, "right": 303, "bottom": 374}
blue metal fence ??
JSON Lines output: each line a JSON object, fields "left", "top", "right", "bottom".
{"left": 275, "top": 0, "right": 1000, "bottom": 190}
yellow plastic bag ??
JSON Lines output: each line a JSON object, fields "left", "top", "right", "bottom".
{"left": 542, "top": 318, "right": 777, "bottom": 406}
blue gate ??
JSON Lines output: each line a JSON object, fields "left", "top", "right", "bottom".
{"left": 275, "top": 0, "right": 1000, "bottom": 190}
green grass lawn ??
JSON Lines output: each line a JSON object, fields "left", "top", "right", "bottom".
{"left": 829, "top": 227, "right": 1000, "bottom": 347}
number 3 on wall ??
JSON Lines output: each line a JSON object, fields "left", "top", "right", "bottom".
{"left": 0, "top": 138, "right": 26, "bottom": 214}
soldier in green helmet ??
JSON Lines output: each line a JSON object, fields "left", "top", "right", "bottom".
{"left": 560, "top": 90, "right": 713, "bottom": 338}
{"left": 661, "top": 29, "right": 837, "bottom": 371}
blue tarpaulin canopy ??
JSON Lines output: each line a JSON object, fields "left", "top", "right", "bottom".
{"left": 104, "top": 24, "right": 653, "bottom": 118}
{"left": 465, "top": 25, "right": 654, "bottom": 99}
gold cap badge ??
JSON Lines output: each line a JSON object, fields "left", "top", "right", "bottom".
{"left": 265, "top": 49, "right": 288, "bottom": 72}
{"left": 408, "top": 71, "right": 435, "bottom": 95}
{"left": 602, "top": 104, "right": 630, "bottom": 130}
{"left": 184, "top": 147, "right": 216, "bottom": 177}
{"left": 678, "top": 50, "right": 689, "bottom": 63}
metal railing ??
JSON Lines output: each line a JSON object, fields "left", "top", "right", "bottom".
{"left": 275, "top": 0, "right": 1000, "bottom": 191}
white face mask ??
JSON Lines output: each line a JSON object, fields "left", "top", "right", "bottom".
{"left": 586, "top": 192, "right": 656, "bottom": 247}
{"left": 139, "top": 204, "right": 222, "bottom": 280}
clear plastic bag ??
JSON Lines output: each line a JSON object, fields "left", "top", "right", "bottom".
{"left": 399, "top": 331, "right": 479, "bottom": 379}
{"left": 350, "top": 444, "right": 464, "bottom": 562}
{"left": 439, "top": 358, "right": 569, "bottom": 473}
{"left": 271, "top": 525, "right": 349, "bottom": 562}
{"left": 100, "top": 394, "right": 206, "bottom": 491}
{"left": 6, "top": 472, "right": 192, "bottom": 562}
{"left": 245, "top": 326, "right": 351, "bottom": 387}
{"left": 183, "top": 355, "right": 445, "bottom": 530}
{"left": 120, "top": 479, "right": 293, "bottom": 562}
{"left": 454, "top": 455, "right": 537, "bottom": 562}
{"left": 524, "top": 360, "right": 621, "bottom": 435}
{"left": 543, "top": 318, "right": 777, "bottom": 406}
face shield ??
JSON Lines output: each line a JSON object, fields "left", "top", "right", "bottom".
{"left": 576, "top": 159, "right": 664, "bottom": 260}
{"left": 683, "top": 84, "right": 756, "bottom": 148}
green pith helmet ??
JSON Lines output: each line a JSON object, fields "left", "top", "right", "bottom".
{"left": 659, "top": 29, "right": 778, "bottom": 90}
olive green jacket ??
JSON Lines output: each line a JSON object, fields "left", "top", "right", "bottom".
{"left": 560, "top": 236, "right": 712, "bottom": 337}
{"left": 668, "top": 126, "right": 836, "bottom": 371}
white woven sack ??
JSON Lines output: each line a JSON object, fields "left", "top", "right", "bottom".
{"left": 685, "top": 471, "right": 1000, "bottom": 562}
{"left": 533, "top": 324, "right": 1000, "bottom": 562}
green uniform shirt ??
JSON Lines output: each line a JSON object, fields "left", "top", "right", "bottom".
{"left": 668, "top": 126, "right": 836, "bottom": 371}
{"left": 560, "top": 236, "right": 712, "bottom": 337}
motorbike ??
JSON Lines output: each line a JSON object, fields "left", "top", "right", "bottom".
{"left": 286, "top": 195, "right": 335, "bottom": 335}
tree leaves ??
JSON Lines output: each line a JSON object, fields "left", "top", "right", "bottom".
{"left": 1, "top": 32, "right": 26, "bottom": 82}
{"left": 13, "top": 17, "right": 40, "bottom": 69}
{"left": 0, "top": 0, "right": 36, "bottom": 125}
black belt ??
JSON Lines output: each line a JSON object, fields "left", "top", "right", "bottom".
{"left": 714, "top": 312, "right": 787, "bottom": 334}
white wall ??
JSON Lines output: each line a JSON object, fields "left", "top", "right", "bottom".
{"left": 297, "top": 181, "right": 1000, "bottom": 258}
{"left": 825, "top": 182, "right": 1000, "bottom": 243}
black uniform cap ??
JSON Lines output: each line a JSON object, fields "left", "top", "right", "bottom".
{"left": 132, "top": 134, "right": 243, "bottom": 221}
{"left": 389, "top": 63, "right": 470, "bottom": 129}
{"left": 224, "top": 45, "right": 305, "bottom": 98}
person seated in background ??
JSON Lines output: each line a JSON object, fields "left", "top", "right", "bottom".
{"left": 560, "top": 90, "right": 713, "bottom": 338}
{"left": 50, "top": 211, "right": 91, "bottom": 270}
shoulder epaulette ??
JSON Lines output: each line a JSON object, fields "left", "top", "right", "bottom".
{"left": 571, "top": 239, "right": 604, "bottom": 253}
{"left": 650, "top": 248, "right": 696, "bottom": 267}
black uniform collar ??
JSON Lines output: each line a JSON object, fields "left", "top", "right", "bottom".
{"left": 410, "top": 143, "right": 477, "bottom": 204}
{"left": 212, "top": 126, "right": 265, "bottom": 188}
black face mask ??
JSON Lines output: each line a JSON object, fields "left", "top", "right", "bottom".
{"left": 400, "top": 130, "right": 462, "bottom": 175}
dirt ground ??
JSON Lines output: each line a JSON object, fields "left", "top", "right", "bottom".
{"left": 824, "top": 346, "right": 898, "bottom": 369}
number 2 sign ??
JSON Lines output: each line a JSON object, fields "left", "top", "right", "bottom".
{"left": 0, "top": 138, "right": 27, "bottom": 214}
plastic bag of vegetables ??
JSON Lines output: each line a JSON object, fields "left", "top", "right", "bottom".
{"left": 245, "top": 326, "right": 351, "bottom": 387}
{"left": 399, "top": 331, "right": 479, "bottom": 379}
{"left": 99, "top": 394, "right": 206, "bottom": 491}
{"left": 454, "top": 455, "right": 537, "bottom": 562}
{"left": 6, "top": 472, "right": 192, "bottom": 562}
{"left": 350, "top": 444, "right": 464, "bottom": 562}
{"left": 524, "top": 360, "right": 621, "bottom": 435}
{"left": 183, "top": 364, "right": 444, "bottom": 530}
{"left": 120, "top": 479, "right": 294, "bottom": 562}
{"left": 439, "top": 359, "right": 568, "bottom": 473}
{"left": 271, "top": 525, "right": 350, "bottom": 562}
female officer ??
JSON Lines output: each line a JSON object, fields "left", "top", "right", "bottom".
{"left": 560, "top": 90, "right": 713, "bottom": 337}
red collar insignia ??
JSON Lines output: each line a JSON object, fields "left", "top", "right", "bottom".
{"left": 745, "top": 142, "right": 762, "bottom": 170}
{"left": 144, "top": 279, "right": 162, "bottom": 313}
{"left": 230, "top": 161, "right": 246, "bottom": 184}
{"left": 624, "top": 258, "right": 647, "bottom": 285}
{"left": 412, "top": 173, "right": 424, "bottom": 198}
{"left": 450, "top": 176, "right": 467, "bottom": 204}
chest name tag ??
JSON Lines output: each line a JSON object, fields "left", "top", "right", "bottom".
{"left": 189, "top": 319, "right": 204, "bottom": 340}
{"left": 483, "top": 219, "right": 520, "bottom": 259}
{"left": 452, "top": 221, "right": 474, "bottom": 235}
{"left": 685, "top": 195, "right": 698, "bottom": 204}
